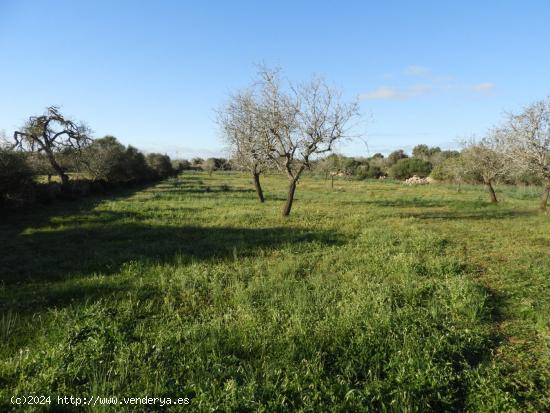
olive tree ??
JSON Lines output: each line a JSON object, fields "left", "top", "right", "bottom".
{"left": 257, "top": 69, "right": 360, "bottom": 216}
{"left": 13, "top": 106, "right": 91, "bottom": 187}
{"left": 146, "top": 153, "right": 174, "bottom": 179}
{"left": 500, "top": 98, "right": 550, "bottom": 210}
{"left": 82, "top": 136, "right": 127, "bottom": 182}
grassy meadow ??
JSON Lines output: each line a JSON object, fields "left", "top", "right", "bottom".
{"left": 1, "top": 172, "right": 549, "bottom": 412}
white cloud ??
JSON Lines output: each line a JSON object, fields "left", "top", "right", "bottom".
{"left": 472, "top": 82, "right": 495, "bottom": 95}
{"left": 361, "top": 84, "right": 432, "bottom": 101}
{"left": 364, "top": 66, "right": 494, "bottom": 100}
{"left": 403, "top": 65, "right": 431, "bottom": 76}
{"left": 432, "top": 74, "right": 454, "bottom": 83}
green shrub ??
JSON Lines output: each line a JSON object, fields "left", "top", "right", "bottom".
{"left": 0, "top": 148, "right": 35, "bottom": 206}
{"left": 82, "top": 137, "right": 158, "bottom": 184}
{"left": 386, "top": 149, "right": 409, "bottom": 167}
{"left": 82, "top": 136, "right": 130, "bottom": 183}
{"left": 124, "top": 146, "right": 154, "bottom": 183}
{"left": 363, "top": 165, "right": 384, "bottom": 179}
{"left": 390, "top": 158, "right": 432, "bottom": 180}
{"left": 146, "top": 153, "right": 174, "bottom": 179}
{"left": 430, "top": 162, "right": 452, "bottom": 181}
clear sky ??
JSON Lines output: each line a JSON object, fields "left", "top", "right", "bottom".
{"left": 1, "top": 1, "right": 549, "bottom": 158}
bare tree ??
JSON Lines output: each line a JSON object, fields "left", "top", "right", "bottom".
{"left": 218, "top": 90, "right": 273, "bottom": 202}
{"left": 257, "top": 69, "right": 360, "bottom": 216}
{"left": 316, "top": 154, "right": 341, "bottom": 182}
{"left": 13, "top": 106, "right": 91, "bottom": 187}
{"left": 203, "top": 158, "right": 217, "bottom": 176}
{"left": 500, "top": 98, "right": 550, "bottom": 211}
{"left": 461, "top": 135, "right": 507, "bottom": 203}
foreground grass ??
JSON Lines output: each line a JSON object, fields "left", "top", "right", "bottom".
{"left": 1, "top": 173, "right": 548, "bottom": 412}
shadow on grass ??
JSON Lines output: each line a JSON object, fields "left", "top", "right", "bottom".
{"left": 156, "top": 175, "right": 257, "bottom": 195}
{"left": 0, "top": 221, "right": 342, "bottom": 326}
{"left": 398, "top": 208, "right": 536, "bottom": 221}
{"left": 365, "top": 197, "right": 447, "bottom": 208}
{"left": 0, "top": 182, "right": 155, "bottom": 228}
{"left": 176, "top": 187, "right": 255, "bottom": 194}
{"left": 1, "top": 222, "right": 342, "bottom": 286}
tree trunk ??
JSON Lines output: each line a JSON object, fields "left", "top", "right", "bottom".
{"left": 59, "top": 173, "right": 69, "bottom": 187}
{"left": 45, "top": 150, "right": 69, "bottom": 187}
{"left": 331, "top": 175, "right": 334, "bottom": 189}
{"left": 253, "top": 172, "right": 264, "bottom": 203}
{"left": 485, "top": 181, "right": 498, "bottom": 203}
{"left": 540, "top": 183, "right": 550, "bottom": 211}
{"left": 282, "top": 179, "right": 297, "bottom": 216}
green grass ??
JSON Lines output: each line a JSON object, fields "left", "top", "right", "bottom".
{"left": 1, "top": 172, "right": 548, "bottom": 412}
{"left": 35, "top": 173, "right": 89, "bottom": 184}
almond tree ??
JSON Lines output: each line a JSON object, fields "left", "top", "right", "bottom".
{"left": 258, "top": 69, "right": 360, "bottom": 216}
{"left": 461, "top": 135, "right": 507, "bottom": 203}
{"left": 218, "top": 90, "right": 273, "bottom": 202}
{"left": 501, "top": 98, "right": 550, "bottom": 211}
{"left": 13, "top": 106, "right": 91, "bottom": 187}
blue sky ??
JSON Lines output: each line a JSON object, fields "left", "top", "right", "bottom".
{"left": 1, "top": 1, "right": 549, "bottom": 158}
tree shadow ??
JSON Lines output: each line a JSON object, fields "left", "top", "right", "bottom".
{"left": 364, "top": 197, "right": 447, "bottom": 208}
{"left": 0, "top": 182, "right": 155, "bottom": 228}
{"left": 2, "top": 222, "right": 342, "bottom": 287}
{"left": 397, "top": 208, "right": 536, "bottom": 221}
{"left": 161, "top": 176, "right": 256, "bottom": 195}
{"left": 177, "top": 187, "right": 255, "bottom": 194}
{"left": 0, "top": 222, "right": 342, "bottom": 333}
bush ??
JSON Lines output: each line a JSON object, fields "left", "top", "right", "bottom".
{"left": 146, "top": 153, "right": 174, "bottom": 179}
{"left": 386, "top": 150, "right": 409, "bottom": 167}
{"left": 82, "top": 136, "right": 130, "bottom": 183}
{"left": 82, "top": 137, "right": 162, "bottom": 185}
{"left": 35, "top": 183, "right": 62, "bottom": 204}
{"left": 202, "top": 158, "right": 230, "bottom": 175}
{"left": 390, "top": 158, "right": 432, "bottom": 180}
{"left": 362, "top": 165, "right": 384, "bottom": 179}
{"left": 0, "top": 148, "right": 35, "bottom": 206}
{"left": 172, "top": 159, "right": 191, "bottom": 172}
{"left": 430, "top": 162, "right": 453, "bottom": 181}
{"left": 124, "top": 146, "right": 154, "bottom": 183}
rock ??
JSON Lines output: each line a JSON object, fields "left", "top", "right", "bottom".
{"left": 403, "top": 175, "right": 431, "bottom": 185}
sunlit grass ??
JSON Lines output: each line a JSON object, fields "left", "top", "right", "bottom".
{"left": 1, "top": 172, "right": 548, "bottom": 411}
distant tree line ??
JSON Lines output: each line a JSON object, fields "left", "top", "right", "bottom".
{"left": 311, "top": 145, "right": 459, "bottom": 182}
{"left": 4, "top": 95, "right": 548, "bottom": 213}
{"left": 1, "top": 106, "right": 180, "bottom": 207}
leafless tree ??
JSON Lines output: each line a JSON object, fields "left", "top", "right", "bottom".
{"left": 202, "top": 158, "right": 216, "bottom": 176}
{"left": 461, "top": 135, "right": 507, "bottom": 203}
{"left": 257, "top": 68, "right": 360, "bottom": 216}
{"left": 218, "top": 90, "right": 273, "bottom": 202}
{"left": 13, "top": 106, "right": 91, "bottom": 186}
{"left": 500, "top": 98, "right": 550, "bottom": 210}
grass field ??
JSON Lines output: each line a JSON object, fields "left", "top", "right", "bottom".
{"left": 1, "top": 172, "right": 549, "bottom": 412}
